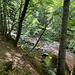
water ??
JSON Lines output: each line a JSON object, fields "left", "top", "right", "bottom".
{"left": 19, "top": 36, "right": 74, "bottom": 74}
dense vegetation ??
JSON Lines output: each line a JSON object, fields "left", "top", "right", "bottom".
{"left": 0, "top": 0, "right": 75, "bottom": 75}
{"left": 0, "top": 0, "right": 75, "bottom": 53}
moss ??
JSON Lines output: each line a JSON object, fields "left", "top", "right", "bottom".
{"left": 48, "top": 70, "right": 55, "bottom": 75}
{"left": 40, "top": 65, "right": 55, "bottom": 75}
{"left": 13, "top": 68, "right": 20, "bottom": 73}
{"left": 0, "top": 61, "right": 13, "bottom": 75}
{"left": 25, "top": 70, "right": 30, "bottom": 75}
{"left": 2, "top": 61, "right": 13, "bottom": 71}
{"left": 0, "top": 70, "right": 8, "bottom": 75}
{"left": 40, "top": 67, "right": 48, "bottom": 75}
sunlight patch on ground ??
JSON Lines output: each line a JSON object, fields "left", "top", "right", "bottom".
{"left": 5, "top": 52, "right": 24, "bottom": 68}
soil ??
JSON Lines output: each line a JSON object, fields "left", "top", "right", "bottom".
{"left": 0, "top": 35, "right": 40, "bottom": 75}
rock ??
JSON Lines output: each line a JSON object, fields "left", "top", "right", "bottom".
{"left": 41, "top": 53, "right": 49, "bottom": 59}
{"left": 49, "top": 57, "right": 52, "bottom": 59}
{"left": 54, "top": 68, "right": 57, "bottom": 73}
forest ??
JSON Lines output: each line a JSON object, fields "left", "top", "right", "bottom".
{"left": 0, "top": 0, "right": 75, "bottom": 75}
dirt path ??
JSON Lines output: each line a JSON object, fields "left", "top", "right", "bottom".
{"left": 0, "top": 36, "right": 39, "bottom": 75}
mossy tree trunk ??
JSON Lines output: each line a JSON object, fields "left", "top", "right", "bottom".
{"left": 0, "top": 0, "right": 3, "bottom": 34}
{"left": 3, "top": 0, "right": 7, "bottom": 37}
{"left": 56, "top": 0, "right": 70, "bottom": 75}
{"left": 0, "top": 0, "right": 2, "bottom": 32}
{"left": 14, "top": 0, "right": 30, "bottom": 47}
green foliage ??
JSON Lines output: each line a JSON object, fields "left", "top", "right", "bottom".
{"left": 20, "top": 0, "right": 75, "bottom": 54}
{"left": 0, "top": 70, "right": 8, "bottom": 75}
{"left": 13, "top": 68, "right": 20, "bottom": 73}
{"left": 41, "top": 63, "right": 55, "bottom": 75}
{"left": 48, "top": 70, "right": 55, "bottom": 75}
{"left": 25, "top": 70, "right": 30, "bottom": 75}
{"left": 2, "top": 61, "right": 13, "bottom": 71}
{"left": 0, "top": 0, "right": 75, "bottom": 68}
{"left": 0, "top": 0, "right": 75, "bottom": 75}
{"left": 72, "top": 64, "right": 75, "bottom": 75}
{"left": 0, "top": 61, "right": 13, "bottom": 75}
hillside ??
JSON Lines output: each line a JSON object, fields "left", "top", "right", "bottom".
{"left": 0, "top": 36, "right": 41, "bottom": 75}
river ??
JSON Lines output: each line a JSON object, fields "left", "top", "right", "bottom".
{"left": 25, "top": 36, "right": 75, "bottom": 74}
{"left": 10, "top": 32, "right": 75, "bottom": 74}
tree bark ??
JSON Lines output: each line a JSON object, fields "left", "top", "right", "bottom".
{"left": 14, "top": 0, "right": 30, "bottom": 47}
{"left": 56, "top": 0, "right": 70, "bottom": 75}
{"left": 18, "top": 0, "right": 23, "bottom": 20}
{"left": 3, "top": 0, "right": 7, "bottom": 37}
{"left": 0, "top": 0, "right": 2, "bottom": 32}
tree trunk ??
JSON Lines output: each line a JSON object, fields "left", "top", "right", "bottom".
{"left": 56, "top": 0, "right": 70, "bottom": 75}
{"left": 29, "top": 17, "right": 53, "bottom": 53}
{"left": 0, "top": 0, "right": 3, "bottom": 34}
{"left": 0, "top": 0, "right": 2, "bottom": 32}
{"left": 14, "top": 0, "right": 30, "bottom": 47}
{"left": 8, "top": 0, "right": 23, "bottom": 36}
{"left": 18, "top": 0, "right": 23, "bottom": 20}
{"left": 3, "top": 0, "right": 7, "bottom": 37}
{"left": 9, "top": 7, "right": 22, "bottom": 34}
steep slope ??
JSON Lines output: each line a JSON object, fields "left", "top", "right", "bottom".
{"left": 0, "top": 35, "right": 39, "bottom": 75}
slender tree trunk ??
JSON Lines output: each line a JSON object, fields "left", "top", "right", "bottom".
{"left": 56, "top": 0, "right": 70, "bottom": 75}
{"left": 1, "top": 13, "right": 3, "bottom": 35}
{"left": 8, "top": 0, "right": 23, "bottom": 36}
{"left": 0, "top": 0, "right": 2, "bottom": 32}
{"left": 14, "top": 0, "right": 30, "bottom": 47}
{"left": 18, "top": 0, "right": 23, "bottom": 20}
{"left": 30, "top": 17, "right": 53, "bottom": 53}
{"left": 8, "top": 9, "right": 19, "bottom": 35}
{"left": 3, "top": 0, "right": 7, "bottom": 37}
{"left": 0, "top": 0, "right": 3, "bottom": 34}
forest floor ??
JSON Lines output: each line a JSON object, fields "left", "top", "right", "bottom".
{"left": 0, "top": 35, "right": 42, "bottom": 75}
{"left": 0, "top": 35, "right": 75, "bottom": 75}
